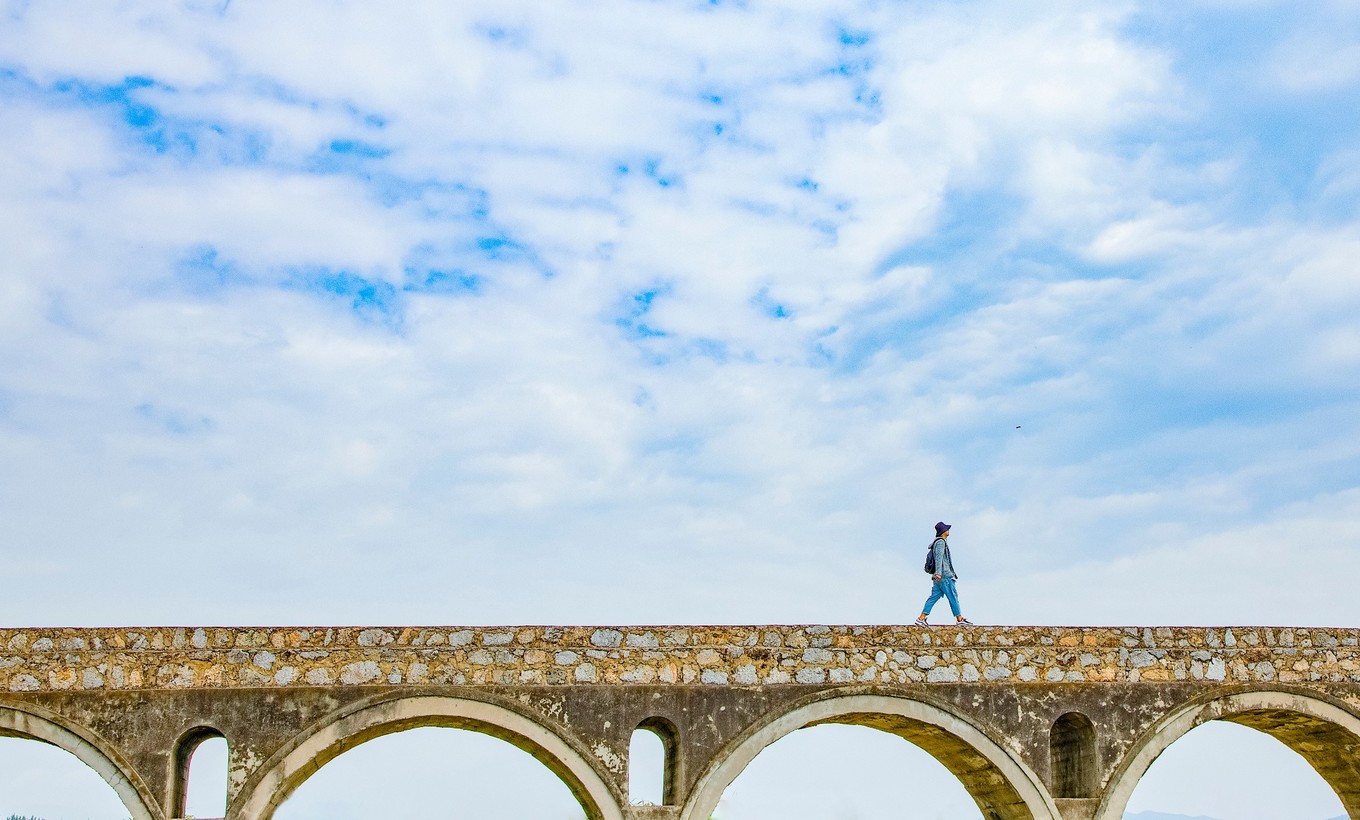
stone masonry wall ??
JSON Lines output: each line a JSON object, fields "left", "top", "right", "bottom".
{"left": 2, "top": 626, "right": 1358, "bottom": 694}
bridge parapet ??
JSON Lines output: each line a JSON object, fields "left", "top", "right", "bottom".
{"left": 2, "top": 625, "right": 1359, "bottom": 820}
{"left": 4, "top": 625, "right": 1358, "bottom": 692}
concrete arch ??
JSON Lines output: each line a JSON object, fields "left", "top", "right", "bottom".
{"left": 232, "top": 693, "right": 626, "bottom": 820}
{"left": 1096, "top": 688, "right": 1360, "bottom": 820}
{"left": 680, "top": 693, "right": 1061, "bottom": 820}
{"left": 0, "top": 701, "right": 159, "bottom": 820}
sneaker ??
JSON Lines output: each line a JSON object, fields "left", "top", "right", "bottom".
{"left": 956, "top": 617, "right": 974, "bottom": 625}
{"left": 914, "top": 616, "right": 930, "bottom": 626}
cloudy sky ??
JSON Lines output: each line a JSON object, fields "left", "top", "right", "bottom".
{"left": 1, "top": 0, "right": 1358, "bottom": 818}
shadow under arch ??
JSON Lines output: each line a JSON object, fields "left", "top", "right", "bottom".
{"left": 1095, "top": 688, "right": 1360, "bottom": 820}
{"left": 0, "top": 701, "right": 159, "bottom": 820}
{"left": 232, "top": 693, "right": 626, "bottom": 820}
{"left": 679, "top": 692, "right": 1061, "bottom": 820}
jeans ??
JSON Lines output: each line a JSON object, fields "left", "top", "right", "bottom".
{"left": 922, "top": 576, "right": 961, "bottom": 618}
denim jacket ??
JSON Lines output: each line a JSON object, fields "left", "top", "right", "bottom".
{"left": 931, "top": 537, "right": 956, "bottom": 580}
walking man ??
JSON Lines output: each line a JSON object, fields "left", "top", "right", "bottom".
{"left": 916, "top": 521, "right": 973, "bottom": 626}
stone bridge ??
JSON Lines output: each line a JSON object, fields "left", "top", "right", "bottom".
{"left": 2, "top": 625, "right": 1359, "bottom": 820}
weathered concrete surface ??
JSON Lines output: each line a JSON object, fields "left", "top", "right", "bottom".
{"left": 1, "top": 625, "right": 1358, "bottom": 820}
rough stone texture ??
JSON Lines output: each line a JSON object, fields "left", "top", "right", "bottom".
{"left": 1, "top": 625, "right": 1358, "bottom": 820}
{"left": 3, "top": 625, "right": 1357, "bottom": 693}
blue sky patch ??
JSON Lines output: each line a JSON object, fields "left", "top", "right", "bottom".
{"left": 838, "top": 28, "right": 871, "bottom": 47}
{"left": 477, "top": 21, "right": 531, "bottom": 47}
{"left": 875, "top": 186, "right": 1025, "bottom": 277}
{"left": 687, "top": 338, "right": 730, "bottom": 363}
{"left": 404, "top": 267, "right": 483, "bottom": 296}
{"left": 285, "top": 267, "right": 403, "bottom": 329}
{"left": 615, "top": 286, "right": 671, "bottom": 341}
{"left": 306, "top": 138, "right": 394, "bottom": 176}
{"left": 1122, "top": 3, "right": 1360, "bottom": 224}
{"left": 135, "top": 402, "right": 214, "bottom": 436}
{"left": 401, "top": 242, "right": 487, "bottom": 294}
{"left": 36, "top": 74, "right": 172, "bottom": 147}
{"left": 643, "top": 157, "right": 681, "bottom": 188}
{"left": 0, "top": 69, "right": 287, "bottom": 164}
{"left": 329, "top": 139, "right": 391, "bottom": 159}
{"left": 615, "top": 156, "right": 683, "bottom": 188}
{"left": 175, "top": 245, "right": 248, "bottom": 294}
{"left": 750, "top": 288, "right": 791, "bottom": 320}
{"left": 468, "top": 233, "right": 554, "bottom": 278}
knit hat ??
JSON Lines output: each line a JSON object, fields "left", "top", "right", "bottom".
{"left": 935, "top": 521, "right": 951, "bottom": 536}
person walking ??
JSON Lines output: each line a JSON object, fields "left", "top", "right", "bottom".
{"left": 916, "top": 521, "right": 973, "bottom": 626}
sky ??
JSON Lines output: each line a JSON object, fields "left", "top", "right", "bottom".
{"left": 1, "top": 0, "right": 1359, "bottom": 818}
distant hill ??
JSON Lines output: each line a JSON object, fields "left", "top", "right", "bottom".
{"left": 1125, "top": 813, "right": 1347, "bottom": 820}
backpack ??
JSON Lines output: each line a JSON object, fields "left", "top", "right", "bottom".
{"left": 923, "top": 539, "right": 938, "bottom": 574}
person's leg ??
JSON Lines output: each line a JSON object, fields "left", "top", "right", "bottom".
{"left": 920, "top": 579, "right": 945, "bottom": 618}
{"left": 943, "top": 578, "right": 961, "bottom": 618}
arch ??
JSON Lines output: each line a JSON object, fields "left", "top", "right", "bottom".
{"left": 169, "top": 725, "right": 227, "bottom": 818}
{"left": 0, "top": 702, "right": 158, "bottom": 820}
{"left": 631, "top": 716, "right": 679, "bottom": 805}
{"left": 680, "top": 693, "right": 1061, "bottom": 820}
{"left": 1096, "top": 689, "right": 1360, "bottom": 820}
{"left": 1049, "top": 712, "right": 1097, "bottom": 798}
{"left": 232, "top": 694, "right": 625, "bottom": 820}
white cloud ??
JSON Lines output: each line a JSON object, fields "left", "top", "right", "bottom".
{"left": 972, "top": 486, "right": 1360, "bottom": 626}
{"left": 0, "top": 0, "right": 223, "bottom": 86}
{"left": 1270, "top": 18, "right": 1360, "bottom": 93}
{"left": 1, "top": 0, "right": 1355, "bottom": 618}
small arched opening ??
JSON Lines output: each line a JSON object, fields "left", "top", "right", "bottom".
{"left": 630, "top": 717, "right": 679, "bottom": 806}
{"left": 1049, "top": 712, "right": 1097, "bottom": 798}
{"left": 171, "top": 727, "right": 228, "bottom": 819}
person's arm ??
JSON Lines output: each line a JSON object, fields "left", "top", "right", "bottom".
{"left": 932, "top": 538, "right": 945, "bottom": 580}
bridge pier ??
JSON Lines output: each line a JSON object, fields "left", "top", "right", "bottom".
{"left": 625, "top": 807, "right": 680, "bottom": 820}
{"left": 1053, "top": 798, "right": 1099, "bottom": 820}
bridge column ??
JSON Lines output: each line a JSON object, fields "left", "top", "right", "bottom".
{"left": 1053, "top": 797, "right": 1099, "bottom": 820}
{"left": 624, "top": 807, "right": 680, "bottom": 820}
